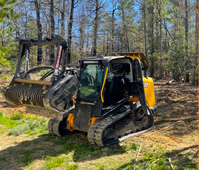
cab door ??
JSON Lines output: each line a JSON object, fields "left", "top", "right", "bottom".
{"left": 130, "top": 58, "right": 147, "bottom": 106}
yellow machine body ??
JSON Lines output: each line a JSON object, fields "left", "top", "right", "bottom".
{"left": 66, "top": 53, "right": 156, "bottom": 132}
{"left": 143, "top": 77, "right": 156, "bottom": 108}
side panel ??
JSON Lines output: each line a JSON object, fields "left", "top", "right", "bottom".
{"left": 73, "top": 101, "right": 103, "bottom": 132}
{"left": 73, "top": 103, "right": 92, "bottom": 132}
{"left": 143, "top": 77, "right": 156, "bottom": 108}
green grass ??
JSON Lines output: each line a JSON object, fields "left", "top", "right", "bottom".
{"left": 10, "top": 112, "right": 24, "bottom": 120}
{"left": 0, "top": 112, "right": 19, "bottom": 129}
{"left": 9, "top": 117, "right": 48, "bottom": 136}
{"left": 3, "top": 74, "right": 9, "bottom": 80}
{"left": 0, "top": 157, "right": 5, "bottom": 164}
{"left": 131, "top": 143, "right": 140, "bottom": 151}
{"left": 114, "top": 145, "right": 198, "bottom": 170}
{"left": 96, "top": 164, "right": 104, "bottom": 170}
{"left": 44, "top": 155, "right": 79, "bottom": 170}
{"left": 0, "top": 111, "right": 197, "bottom": 170}
{"left": 65, "top": 163, "right": 78, "bottom": 170}
{"left": 45, "top": 156, "right": 65, "bottom": 169}
{"left": 19, "top": 150, "right": 32, "bottom": 165}
{"left": 63, "top": 140, "right": 101, "bottom": 161}
{"left": 0, "top": 112, "right": 48, "bottom": 136}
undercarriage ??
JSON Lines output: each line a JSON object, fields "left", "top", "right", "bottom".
{"left": 48, "top": 103, "right": 154, "bottom": 147}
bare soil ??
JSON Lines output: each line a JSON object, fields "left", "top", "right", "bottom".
{"left": 0, "top": 77, "right": 198, "bottom": 169}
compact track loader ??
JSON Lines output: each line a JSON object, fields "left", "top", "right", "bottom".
{"left": 4, "top": 37, "right": 157, "bottom": 146}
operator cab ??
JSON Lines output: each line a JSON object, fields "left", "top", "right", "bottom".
{"left": 77, "top": 56, "right": 144, "bottom": 109}
{"left": 74, "top": 56, "right": 146, "bottom": 132}
{"left": 103, "top": 58, "right": 132, "bottom": 106}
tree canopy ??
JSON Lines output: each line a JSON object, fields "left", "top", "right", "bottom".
{"left": 0, "top": 0, "right": 198, "bottom": 84}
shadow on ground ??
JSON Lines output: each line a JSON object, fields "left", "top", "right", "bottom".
{"left": 0, "top": 133, "right": 126, "bottom": 170}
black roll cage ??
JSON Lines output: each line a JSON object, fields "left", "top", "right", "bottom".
{"left": 14, "top": 36, "right": 67, "bottom": 78}
{"left": 78, "top": 56, "right": 147, "bottom": 106}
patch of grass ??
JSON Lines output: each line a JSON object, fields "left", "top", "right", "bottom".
{"left": 19, "top": 150, "right": 32, "bottom": 165}
{"left": 45, "top": 156, "right": 65, "bottom": 169}
{"left": 65, "top": 163, "right": 78, "bottom": 170}
{"left": 3, "top": 74, "right": 9, "bottom": 80}
{"left": 172, "top": 155, "right": 198, "bottom": 170}
{"left": 9, "top": 116, "right": 48, "bottom": 136}
{"left": 25, "top": 117, "right": 48, "bottom": 135}
{"left": 67, "top": 142, "right": 101, "bottom": 161}
{"left": 9, "top": 124, "right": 30, "bottom": 135}
{"left": 131, "top": 143, "right": 140, "bottom": 151}
{"left": 10, "top": 113, "right": 24, "bottom": 120}
{"left": 0, "top": 157, "right": 5, "bottom": 163}
{"left": 106, "top": 145, "right": 126, "bottom": 155}
{"left": 54, "top": 136, "right": 68, "bottom": 145}
{"left": 0, "top": 112, "right": 48, "bottom": 136}
{"left": 0, "top": 113, "right": 19, "bottom": 129}
{"left": 96, "top": 164, "right": 104, "bottom": 170}
{"left": 0, "top": 125, "right": 7, "bottom": 133}
{"left": 0, "top": 129, "right": 5, "bottom": 133}
{"left": 117, "top": 145, "right": 198, "bottom": 170}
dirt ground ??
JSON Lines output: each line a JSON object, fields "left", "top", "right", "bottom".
{"left": 0, "top": 77, "right": 198, "bottom": 169}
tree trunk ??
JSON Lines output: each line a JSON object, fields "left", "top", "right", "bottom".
{"left": 79, "top": 26, "right": 84, "bottom": 55}
{"left": 79, "top": 5, "right": 85, "bottom": 55}
{"left": 111, "top": 8, "right": 116, "bottom": 54}
{"left": 159, "top": 6, "right": 162, "bottom": 79}
{"left": 150, "top": 0, "right": 155, "bottom": 77}
{"left": 93, "top": 0, "right": 99, "bottom": 56}
{"left": 184, "top": 0, "right": 189, "bottom": 82}
{"left": 50, "top": 0, "right": 55, "bottom": 65}
{"left": 106, "top": 31, "right": 109, "bottom": 55}
{"left": 185, "top": 0, "right": 188, "bottom": 58}
{"left": 34, "top": 0, "right": 42, "bottom": 65}
{"left": 61, "top": 0, "right": 66, "bottom": 37}
{"left": 67, "top": 0, "right": 75, "bottom": 64}
{"left": 121, "top": 3, "right": 129, "bottom": 52}
{"left": 143, "top": 0, "right": 147, "bottom": 57}
{"left": 164, "top": 20, "right": 169, "bottom": 53}
{"left": 193, "top": 0, "right": 198, "bottom": 85}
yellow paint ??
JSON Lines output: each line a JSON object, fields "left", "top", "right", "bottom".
{"left": 129, "top": 54, "right": 141, "bottom": 60}
{"left": 66, "top": 113, "right": 75, "bottom": 131}
{"left": 143, "top": 77, "right": 156, "bottom": 107}
{"left": 88, "top": 117, "right": 101, "bottom": 126}
{"left": 101, "top": 68, "right": 108, "bottom": 103}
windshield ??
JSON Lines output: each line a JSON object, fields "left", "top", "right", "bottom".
{"left": 79, "top": 64, "right": 102, "bottom": 100}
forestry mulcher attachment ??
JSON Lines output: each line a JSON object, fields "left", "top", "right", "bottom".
{"left": 4, "top": 36, "right": 79, "bottom": 116}
{"left": 4, "top": 37, "right": 157, "bottom": 146}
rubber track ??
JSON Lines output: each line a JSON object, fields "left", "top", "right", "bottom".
{"left": 88, "top": 111, "right": 130, "bottom": 146}
{"left": 48, "top": 117, "right": 61, "bottom": 136}
{"left": 88, "top": 109, "right": 154, "bottom": 147}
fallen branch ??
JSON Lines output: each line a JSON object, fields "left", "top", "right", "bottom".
{"left": 156, "top": 116, "right": 198, "bottom": 122}
{"left": 166, "top": 96, "right": 185, "bottom": 102}
{"left": 143, "top": 120, "right": 183, "bottom": 137}
{"left": 133, "top": 142, "right": 142, "bottom": 170}
{"left": 167, "top": 158, "right": 174, "bottom": 170}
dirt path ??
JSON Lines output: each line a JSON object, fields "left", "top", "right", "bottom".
{"left": 0, "top": 78, "right": 198, "bottom": 169}
{"left": 143, "top": 80, "right": 198, "bottom": 150}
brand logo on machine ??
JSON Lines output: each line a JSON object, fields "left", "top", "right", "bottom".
{"left": 143, "top": 82, "right": 148, "bottom": 88}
